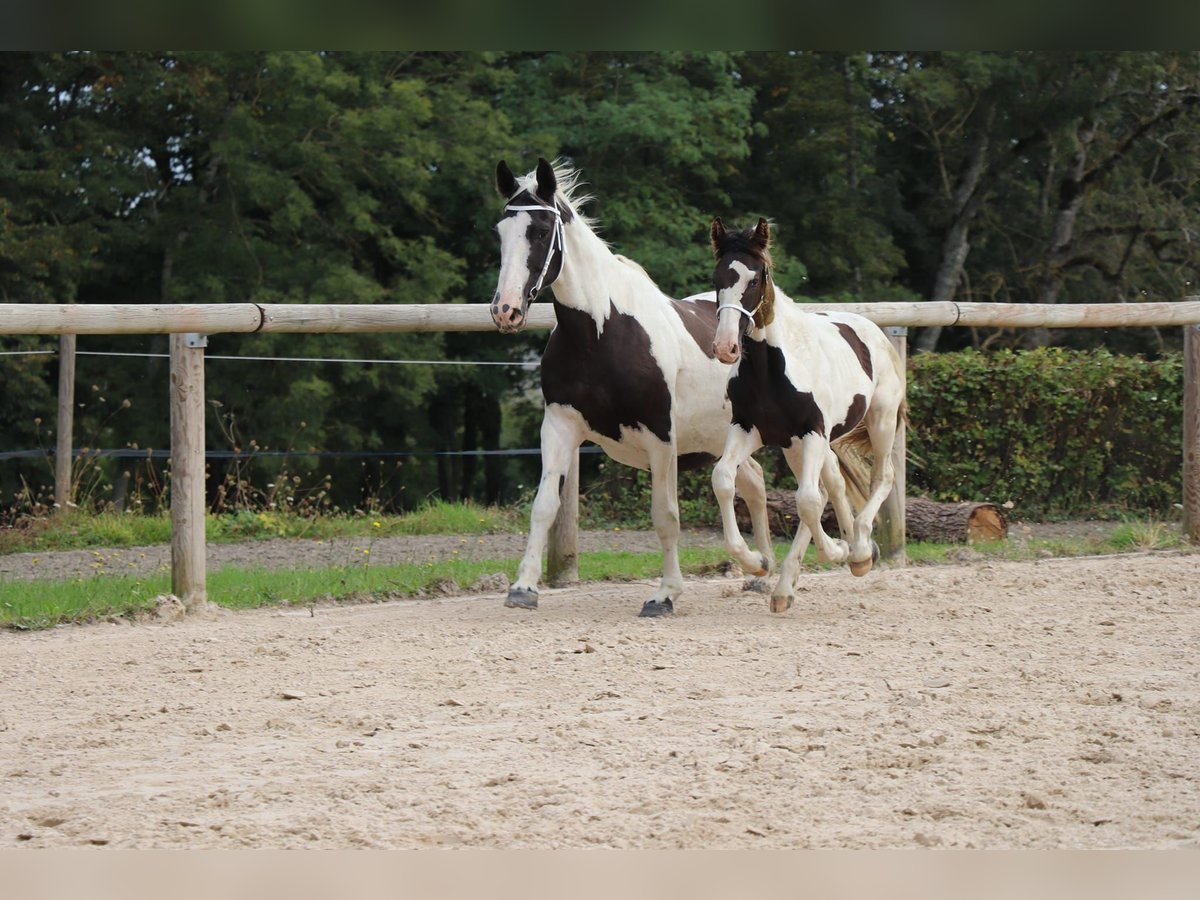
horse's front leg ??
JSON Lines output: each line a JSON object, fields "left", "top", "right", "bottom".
{"left": 712, "top": 426, "right": 768, "bottom": 577}
{"left": 505, "top": 405, "right": 583, "bottom": 610}
{"left": 639, "top": 438, "right": 683, "bottom": 618}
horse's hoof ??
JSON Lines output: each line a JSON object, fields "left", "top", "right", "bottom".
{"left": 504, "top": 587, "right": 539, "bottom": 609}
{"left": 638, "top": 598, "right": 674, "bottom": 618}
{"left": 848, "top": 557, "right": 873, "bottom": 577}
{"left": 743, "top": 576, "right": 770, "bottom": 594}
{"left": 769, "top": 595, "right": 794, "bottom": 614}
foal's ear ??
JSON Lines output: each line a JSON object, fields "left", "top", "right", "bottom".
{"left": 535, "top": 157, "right": 557, "bottom": 203}
{"left": 753, "top": 217, "right": 771, "bottom": 248}
{"left": 710, "top": 217, "right": 727, "bottom": 255}
{"left": 496, "top": 160, "right": 518, "bottom": 199}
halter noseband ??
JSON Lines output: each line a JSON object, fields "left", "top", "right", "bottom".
{"left": 717, "top": 269, "right": 770, "bottom": 332}
{"left": 504, "top": 197, "right": 567, "bottom": 300}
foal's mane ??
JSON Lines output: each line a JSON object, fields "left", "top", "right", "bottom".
{"left": 512, "top": 160, "right": 600, "bottom": 233}
{"left": 714, "top": 226, "right": 774, "bottom": 272}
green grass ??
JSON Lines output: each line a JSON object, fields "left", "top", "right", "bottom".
{"left": 0, "top": 546, "right": 742, "bottom": 630}
{"left": 0, "top": 500, "right": 522, "bottom": 555}
{"left": 1, "top": 505, "right": 1191, "bottom": 630}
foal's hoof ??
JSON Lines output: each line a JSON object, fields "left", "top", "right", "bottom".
{"left": 755, "top": 553, "right": 771, "bottom": 577}
{"left": 504, "top": 587, "right": 539, "bottom": 610}
{"left": 848, "top": 557, "right": 873, "bottom": 577}
{"left": 848, "top": 540, "right": 881, "bottom": 577}
{"left": 638, "top": 598, "right": 674, "bottom": 618}
{"left": 769, "top": 595, "right": 794, "bottom": 614}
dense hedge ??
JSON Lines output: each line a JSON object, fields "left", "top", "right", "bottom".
{"left": 907, "top": 347, "right": 1184, "bottom": 518}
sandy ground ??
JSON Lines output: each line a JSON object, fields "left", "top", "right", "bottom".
{"left": 2, "top": 544, "right": 1198, "bottom": 849}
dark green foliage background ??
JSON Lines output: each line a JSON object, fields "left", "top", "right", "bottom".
{"left": 907, "top": 348, "right": 1184, "bottom": 517}
{"left": 2, "top": 52, "right": 1198, "bottom": 517}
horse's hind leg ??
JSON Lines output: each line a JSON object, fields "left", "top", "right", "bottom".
{"left": 506, "top": 406, "right": 583, "bottom": 609}
{"left": 639, "top": 439, "right": 683, "bottom": 618}
{"left": 847, "top": 398, "right": 902, "bottom": 576}
{"left": 712, "top": 427, "right": 768, "bottom": 577}
{"left": 785, "top": 436, "right": 850, "bottom": 567}
{"left": 735, "top": 455, "right": 774, "bottom": 591}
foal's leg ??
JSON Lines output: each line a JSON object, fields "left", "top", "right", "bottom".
{"left": 823, "top": 448, "right": 858, "bottom": 547}
{"left": 639, "top": 438, "right": 683, "bottom": 618}
{"left": 734, "top": 455, "right": 774, "bottom": 591}
{"left": 712, "top": 427, "right": 769, "bottom": 576}
{"left": 785, "top": 435, "right": 850, "bottom": 567}
{"left": 847, "top": 395, "right": 904, "bottom": 576}
{"left": 505, "top": 406, "right": 583, "bottom": 609}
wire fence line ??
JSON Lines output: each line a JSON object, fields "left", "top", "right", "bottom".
{"left": 0, "top": 348, "right": 540, "bottom": 367}
{"left": 2, "top": 348, "right": 547, "bottom": 462}
{"left": 0, "top": 446, "right": 602, "bottom": 463}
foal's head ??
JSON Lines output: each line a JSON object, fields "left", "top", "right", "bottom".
{"left": 491, "top": 157, "right": 573, "bottom": 333}
{"left": 710, "top": 217, "right": 775, "bottom": 364}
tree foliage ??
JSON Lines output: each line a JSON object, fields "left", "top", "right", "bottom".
{"left": 2, "top": 51, "right": 1197, "bottom": 514}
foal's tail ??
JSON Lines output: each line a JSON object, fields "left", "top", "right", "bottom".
{"left": 831, "top": 398, "right": 908, "bottom": 508}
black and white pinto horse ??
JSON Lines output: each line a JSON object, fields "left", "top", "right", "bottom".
{"left": 490, "top": 158, "right": 773, "bottom": 617}
{"left": 709, "top": 217, "right": 906, "bottom": 612}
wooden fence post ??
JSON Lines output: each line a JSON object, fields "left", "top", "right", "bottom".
{"left": 1184, "top": 324, "right": 1200, "bottom": 543}
{"left": 170, "top": 333, "right": 208, "bottom": 612}
{"left": 54, "top": 333, "right": 76, "bottom": 514}
{"left": 547, "top": 448, "right": 580, "bottom": 587}
{"left": 877, "top": 326, "right": 907, "bottom": 565}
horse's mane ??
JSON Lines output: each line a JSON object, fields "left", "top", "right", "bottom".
{"left": 613, "top": 254, "right": 651, "bottom": 278}
{"left": 714, "top": 225, "right": 775, "bottom": 271}
{"left": 513, "top": 159, "right": 600, "bottom": 232}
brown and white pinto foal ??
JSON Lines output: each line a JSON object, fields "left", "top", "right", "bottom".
{"left": 709, "top": 217, "right": 906, "bottom": 612}
{"left": 490, "top": 159, "right": 774, "bottom": 617}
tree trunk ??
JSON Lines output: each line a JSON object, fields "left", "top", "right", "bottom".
{"left": 914, "top": 106, "right": 995, "bottom": 353}
{"left": 734, "top": 492, "right": 1006, "bottom": 544}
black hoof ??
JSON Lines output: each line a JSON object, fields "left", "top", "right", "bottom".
{"left": 638, "top": 598, "right": 674, "bottom": 618}
{"left": 504, "top": 588, "right": 539, "bottom": 610}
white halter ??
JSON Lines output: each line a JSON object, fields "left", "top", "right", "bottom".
{"left": 504, "top": 198, "right": 567, "bottom": 300}
{"left": 717, "top": 270, "right": 769, "bottom": 330}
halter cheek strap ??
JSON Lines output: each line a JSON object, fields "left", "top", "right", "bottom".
{"left": 716, "top": 271, "right": 770, "bottom": 331}
{"left": 504, "top": 200, "right": 567, "bottom": 300}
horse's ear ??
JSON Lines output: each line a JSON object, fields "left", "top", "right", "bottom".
{"left": 710, "top": 217, "right": 727, "bottom": 256}
{"left": 753, "top": 217, "right": 771, "bottom": 248}
{"left": 496, "top": 160, "right": 518, "bottom": 199}
{"left": 535, "top": 157, "right": 557, "bottom": 203}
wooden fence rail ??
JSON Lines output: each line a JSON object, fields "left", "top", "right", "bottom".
{"left": 3, "top": 299, "right": 1200, "bottom": 334}
{"left": 2, "top": 300, "right": 1199, "bottom": 611}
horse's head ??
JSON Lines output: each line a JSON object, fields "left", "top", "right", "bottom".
{"left": 710, "top": 216, "right": 775, "bottom": 364}
{"left": 491, "top": 157, "right": 572, "bottom": 333}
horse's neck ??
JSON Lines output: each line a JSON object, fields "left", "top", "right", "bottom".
{"left": 551, "top": 221, "right": 643, "bottom": 321}
{"left": 749, "top": 283, "right": 798, "bottom": 343}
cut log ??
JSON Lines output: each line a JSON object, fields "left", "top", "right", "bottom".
{"left": 905, "top": 497, "right": 1006, "bottom": 544}
{"left": 733, "top": 492, "right": 1006, "bottom": 544}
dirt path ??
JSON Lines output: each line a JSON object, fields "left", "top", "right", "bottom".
{"left": 0, "top": 520, "right": 1126, "bottom": 583}
{"left": 2, "top": 549, "right": 1198, "bottom": 849}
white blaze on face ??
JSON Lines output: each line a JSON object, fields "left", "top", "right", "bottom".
{"left": 492, "top": 211, "right": 535, "bottom": 331}
{"left": 713, "top": 259, "right": 757, "bottom": 364}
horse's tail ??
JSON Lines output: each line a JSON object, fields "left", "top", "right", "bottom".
{"left": 832, "top": 398, "right": 908, "bottom": 506}
{"left": 832, "top": 432, "right": 871, "bottom": 510}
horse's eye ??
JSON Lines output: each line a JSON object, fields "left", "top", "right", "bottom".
{"left": 749, "top": 277, "right": 759, "bottom": 286}
{"left": 534, "top": 227, "right": 549, "bottom": 239}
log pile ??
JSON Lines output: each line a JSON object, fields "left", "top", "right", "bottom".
{"left": 733, "top": 491, "right": 1007, "bottom": 544}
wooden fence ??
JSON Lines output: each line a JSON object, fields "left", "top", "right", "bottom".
{"left": 3, "top": 299, "right": 1199, "bottom": 613}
